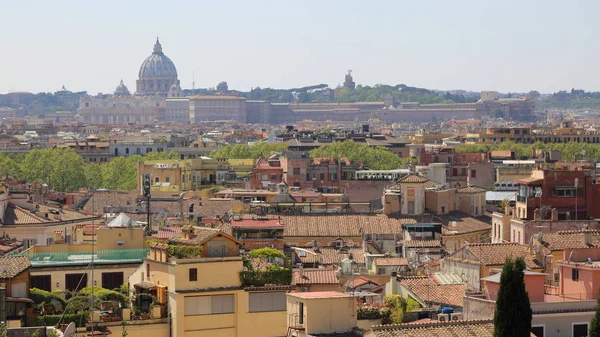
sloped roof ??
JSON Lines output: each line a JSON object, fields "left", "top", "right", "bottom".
{"left": 371, "top": 320, "right": 537, "bottom": 337}
{"left": 168, "top": 227, "right": 241, "bottom": 246}
{"left": 456, "top": 186, "right": 487, "bottom": 194}
{"left": 398, "top": 276, "right": 466, "bottom": 307}
{"left": 107, "top": 213, "right": 138, "bottom": 227}
{"left": 404, "top": 240, "right": 442, "bottom": 248}
{"left": 538, "top": 229, "right": 600, "bottom": 251}
{"left": 398, "top": 174, "right": 429, "bottom": 184}
{"left": 156, "top": 226, "right": 183, "bottom": 240}
{"left": 295, "top": 247, "right": 365, "bottom": 265}
{"left": 0, "top": 256, "right": 31, "bottom": 279}
{"left": 464, "top": 243, "right": 543, "bottom": 269}
{"left": 282, "top": 214, "right": 415, "bottom": 237}
{"left": 292, "top": 269, "right": 339, "bottom": 285}
{"left": 374, "top": 257, "right": 409, "bottom": 267}
{"left": 346, "top": 277, "right": 381, "bottom": 289}
{"left": 438, "top": 212, "right": 491, "bottom": 235}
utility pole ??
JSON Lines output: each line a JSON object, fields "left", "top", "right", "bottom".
{"left": 143, "top": 173, "right": 152, "bottom": 236}
{"left": 575, "top": 178, "right": 579, "bottom": 221}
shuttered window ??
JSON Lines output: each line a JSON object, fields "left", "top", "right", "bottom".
{"left": 184, "top": 295, "right": 234, "bottom": 315}
{"left": 31, "top": 275, "right": 52, "bottom": 291}
{"left": 102, "top": 272, "right": 124, "bottom": 290}
{"left": 249, "top": 292, "right": 286, "bottom": 312}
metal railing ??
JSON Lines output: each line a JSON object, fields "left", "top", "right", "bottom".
{"left": 18, "top": 248, "right": 148, "bottom": 262}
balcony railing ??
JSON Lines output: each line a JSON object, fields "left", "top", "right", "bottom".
{"left": 17, "top": 248, "right": 149, "bottom": 266}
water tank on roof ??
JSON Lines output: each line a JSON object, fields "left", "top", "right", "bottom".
{"left": 441, "top": 307, "right": 454, "bottom": 314}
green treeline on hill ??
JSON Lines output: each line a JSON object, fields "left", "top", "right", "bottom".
{"left": 455, "top": 140, "right": 600, "bottom": 161}
{"left": 0, "top": 149, "right": 179, "bottom": 192}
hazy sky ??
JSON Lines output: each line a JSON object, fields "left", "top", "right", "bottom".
{"left": 2, "top": 0, "right": 599, "bottom": 95}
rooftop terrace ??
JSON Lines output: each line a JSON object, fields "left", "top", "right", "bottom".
{"left": 17, "top": 248, "right": 148, "bottom": 267}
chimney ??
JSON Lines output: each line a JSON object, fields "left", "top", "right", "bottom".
{"left": 582, "top": 231, "right": 593, "bottom": 247}
{"left": 505, "top": 204, "right": 511, "bottom": 216}
{"left": 533, "top": 208, "right": 539, "bottom": 221}
{"left": 298, "top": 265, "right": 304, "bottom": 278}
{"left": 551, "top": 208, "right": 559, "bottom": 222}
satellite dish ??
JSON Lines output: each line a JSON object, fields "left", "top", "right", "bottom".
{"left": 63, "top": 322, "right": 76, "bottom": 337}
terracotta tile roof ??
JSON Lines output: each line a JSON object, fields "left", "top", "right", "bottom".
{"left": 169, "top": 227, "right": 240, "bottom": 246}
{"left": 539, "top": 230, "right": 600, "bottom": 251}
{"left": 3, "top": 204, "right": 46, "bottom": 225}
{"left": 397, "top": 174, "right": 429, "bottom": 184}
{"left": 82, "top": 225, "right": 100, "bottom": 235}
{"left": 346, "top": 277, "right": 381, "bottom": 289}
{"left": 466, "top": 243, "right": 543, "bottom": 269}
{"left": 455, "top": 186, "right": 487, "bottom": 194}
{"left": 438, "top": 212, "right": 491, "bottom": 235}
{"left": 231, "top": 219, "right": 283, "bottom": 229}
{"left": 156, "top": 226, "right": 183, "bottom": 240}
{"left": 0, "top": 256, "right": 31, "bottom": 279}
{"left": 397, "top": 276, "right": 466, "bottom": 308}
{"left": 295, "top": 247, "right": 365, "bottom": 265}
{"left": 404, "top": 240, "right": 442, "bottom": 248}
{"left": 371, "top": 320, "right": 537, "bottom": 337}
{"left": 556, "top": 260, "right": 600, "bottom": 269}
{"left": 374, "top": 257, "right": 409, "bottom": 267}
{"left": 282, "top": 214, "right": 415, "bottom": 237}
{"left": 292, "top": 269, "right": 339, "bottom": 285}
{"left": 150, "top": 242, "right": 168, "bottom": 250}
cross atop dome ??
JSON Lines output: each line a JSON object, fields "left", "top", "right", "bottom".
{"left": 153, "top": 37, "right": 163, "bottom": 54}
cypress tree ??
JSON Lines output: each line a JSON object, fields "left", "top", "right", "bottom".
{"left": 494, "top": 256, "right": 532, "bottom": 337}
{"left": 589, "top": 292, "right": 600, "bottom": 337}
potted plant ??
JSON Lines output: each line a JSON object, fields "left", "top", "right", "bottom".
{"left": 132, "top": 308, "right": 142, "bottom": 320}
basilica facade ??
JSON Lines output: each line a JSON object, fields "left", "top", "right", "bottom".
{"left": 78, "top": 38, "right": 181, "bottom": 124}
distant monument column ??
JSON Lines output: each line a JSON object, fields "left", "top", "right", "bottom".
{"left": 343, "top": 70, "right": 356, "bottom": 89}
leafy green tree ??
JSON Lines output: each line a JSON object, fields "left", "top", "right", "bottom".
{"left": 20, "top": 148, "right": 87, "bottom": 192}
{"left": 100, "top": 156, "right": 142, "bottom": 190}
{"left": 145, "top": 151, "right": 179, "bottom": 160}
{"left": 310, "top": 140, "right": 403, "bottom": 170}
{"left": 494, "top": 257, "right": 532, "bottom": 337}
{"left": 589, "top": 292, "right": 600, "bottom": 337}
{"left": 209, "top": 143, "right": 287, "bottom": 159}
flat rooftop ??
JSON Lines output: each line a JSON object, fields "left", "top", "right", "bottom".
{"left": 19, "top": 248, "right": 148, "bottom": 267}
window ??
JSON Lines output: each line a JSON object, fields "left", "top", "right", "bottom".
{"left": 293, "top": 168, "right": 300, "bottom": 175}
{"left": 573, "top": 323, "right": 588, "bottom": 337}
{"left": 146, "top": 263, "right": 150, "bottom": 280}
{"left": 556, "top": 187, "right": 575, "bottom": 197}
{"left": 189, "top": 268, "right": 198, "bottom": 282}
{"left": 299, "top": 302, "right": 304, "bottom": 324}
{"left": 517, "top": 231, "right": 521, "bottom": 243}
{"left": 553, "top": 268, "right": 559, "bottom": 283}
{"left": 407, "top": 201, "right": 415, "bottom": 214}
{"left": 102, "top": 272, "right": 124, "bottom": 290}
{"left": 65, "top": 273, "right": 88, "bottom": 292}
{"left": 184, "top": 295, "right": 234, "bottom": 315}
{"left": 31, "top": 275, "right": 52, "bottom": 291}
{"left": 270, "top": 174, "right": 277, "bottom": 180}
{"left": 471, "top": 169, "right": 476, "bottom": 178}
{"left": 293, "top": 182, "right": 300, "bottom": 187}
{"left": 155, "top": 177, "right": 159, "bottom": 183}
{"left": 572, "top": 268, "right": 579, "bottom": 281}
{"left": 441, "top": 205, "right": 446, "bottom": 213}
{"left": 319, "top": 173, "right": 325, "bottom": 180}
{"left": 23, "top": 238, "right": 37, "bottom": 250}
{"left": 407, "top": 189, "right": 415, "bottom": 197}
{"left": 165, "top": 177, "right": 170, "bottom": 183}
{"left": 249, "top": 292, "right": 286, "bottom": 312}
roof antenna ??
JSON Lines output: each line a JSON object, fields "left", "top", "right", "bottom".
{"left": 192, "top": 71, "right": 195, "bottom": 94}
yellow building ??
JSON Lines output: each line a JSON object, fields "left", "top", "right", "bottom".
{"left": 129, "top": 226, "right": 292, "bottom": 337}
{"left": 286, "top": 291, "right": 357, "bottom": 337}
{"left": 22, "top": 221, "right": 148, "bottom": 292}
{"left": 137, "top": 157, "right": 231, "bottom": 192}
